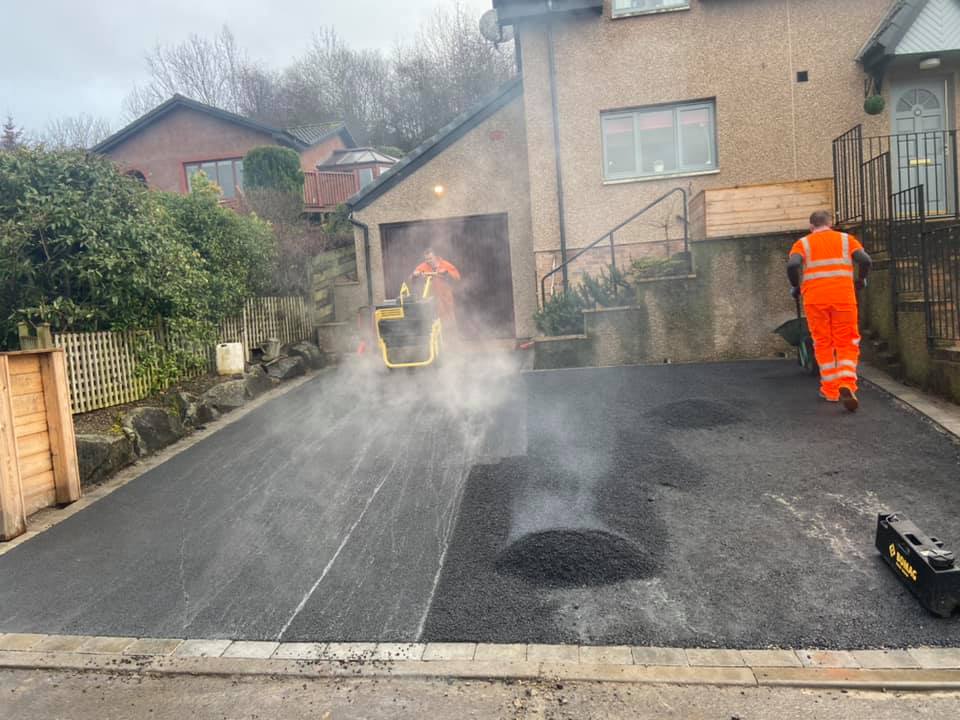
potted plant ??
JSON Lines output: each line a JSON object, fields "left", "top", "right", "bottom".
{"left": 864, "top": 95, "right": 885, "bottom": 115}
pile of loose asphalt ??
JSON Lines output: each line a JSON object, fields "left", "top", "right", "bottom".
{"left": 421, "top": 361, "right": 960, "bottom": 648}
{"left": 2, "top": 359, "right": 959, "bottom": 649}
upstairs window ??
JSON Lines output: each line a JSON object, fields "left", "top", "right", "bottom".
{"left": 601, "top": 100, "right": 716, "bottom": 181}
{"left": 185, "top": 158, "right": 244, "bottom": 199}
{"left": 612, "top": 0, "right": 690, "bottom": 18}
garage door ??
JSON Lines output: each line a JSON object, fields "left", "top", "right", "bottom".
{"left": 381, "top": 214, "right": 516, "bottom": 339}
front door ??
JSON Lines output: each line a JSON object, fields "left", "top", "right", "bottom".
{"left": 890, "top": 78, "right": 953, "bottom": 216}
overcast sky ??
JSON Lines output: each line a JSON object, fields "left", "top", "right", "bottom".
{"left": 2, "top": 0, "right": 491, "bottom": 134}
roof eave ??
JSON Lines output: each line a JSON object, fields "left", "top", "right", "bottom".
{"left": 857, "top": 0, "right": 929, "bottom": 71}
{"left": 92, "top": 94, "right": 304, "bottom": 154}
{"left": 348, "top": 77, "right": 522, "bottom": 212}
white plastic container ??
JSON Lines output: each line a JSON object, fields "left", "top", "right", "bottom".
{"left": 215, "top": 342, "right": 245, "bottom": 376}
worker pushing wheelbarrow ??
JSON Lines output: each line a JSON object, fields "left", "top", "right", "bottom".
{"left": 776, "top": 210, "right": 873, "bottom": 411}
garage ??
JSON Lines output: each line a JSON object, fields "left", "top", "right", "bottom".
{"left": 346, "top": 78, "right": 536, "bottom": 340}
{"left": 381, "top": 214, "right": 516, "bottom": 339}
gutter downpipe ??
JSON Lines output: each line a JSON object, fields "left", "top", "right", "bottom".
{"left": 546, "top": 11, "right": 569, "bottom": 292}
{"left": 348, "top": 213, "right": 373, "bottom": 306}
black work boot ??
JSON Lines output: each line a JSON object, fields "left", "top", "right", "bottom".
{"left": 839, "top": 386, "right": 859, "bottom": 413}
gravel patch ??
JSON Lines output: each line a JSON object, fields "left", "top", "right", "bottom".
{"left": 648, "top": 399, "right": 745, "bottom": 429}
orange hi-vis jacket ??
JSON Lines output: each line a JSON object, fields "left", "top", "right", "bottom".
{"left": 414, "top": 259, "right": 461, "bottom": 324}
{"left": 789, "top": 229, "right": 863, "bottom": 306}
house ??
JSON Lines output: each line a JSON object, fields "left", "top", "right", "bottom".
{"left": 345, "top": 0, "right": 959, "bottom": 348}
{"left": 92, "top": 95, "right": 396, "bottom": 212}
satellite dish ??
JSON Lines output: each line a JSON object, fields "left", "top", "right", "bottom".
{"left": 479, "top": 9, "right": 515, "bottom": 45}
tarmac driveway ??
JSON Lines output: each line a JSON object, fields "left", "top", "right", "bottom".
{"left": 0, "top": 355, "right": 526, "bottom": 642}
{"left": 1, "top": 357, "right": 958, "bottom": 648}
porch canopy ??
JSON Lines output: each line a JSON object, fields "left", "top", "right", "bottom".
{"left": 859, "top": 0, "right": 960, "bottom": 86}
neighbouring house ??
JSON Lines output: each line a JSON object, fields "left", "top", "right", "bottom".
{"left": 92, "top": 94, "right": 397, "bottom": 212}
{"left": 344, "top": 0, "right": 959, "bottom": 356}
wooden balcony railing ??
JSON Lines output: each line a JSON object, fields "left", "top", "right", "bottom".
{"left": 304, "top": 171, "right": 358, "bottom": 211}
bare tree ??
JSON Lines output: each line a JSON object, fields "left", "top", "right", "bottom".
{"left": 388, "top": 0, "right": 514, "bottom": 148}
{"left": 119, "top": 3, "right": 515, "bottom": 151}
{"left": 123, "top": 26, "right": 266, "bottom": 119}
{"left": 43, "top": 114, "right": 112, "bottom": 149}
{"left": 278, "top": 28, "right": 391, "bottom": 142}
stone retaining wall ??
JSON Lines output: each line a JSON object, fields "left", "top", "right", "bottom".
{"left": 535, "top": 232, "right": 798, "bottom": 369}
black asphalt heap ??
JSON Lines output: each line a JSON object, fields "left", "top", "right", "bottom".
{"left": 421, "top": 362, "right": 960, "bottom": 648}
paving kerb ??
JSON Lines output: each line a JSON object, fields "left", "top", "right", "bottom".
{"left": 0, "top": 370, "right": 322, "bottom": 559}
{"left": 860, "top": 365, "right": 960, "bottom": 438}
{"left": 3, "top": 638, "right": 960, "bottom": 689}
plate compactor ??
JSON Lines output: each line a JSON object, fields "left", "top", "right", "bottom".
{"left": 374, "top": 273, "right": 443, "bottom": 369}
{"left": 876, "top": 513, "right": 960, "bottom": 618}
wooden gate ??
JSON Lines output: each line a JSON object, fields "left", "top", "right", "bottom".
{"left": 380, "top": 214, "right": 515, "bottom": 339}
{"left": 0, "top": 349, "right": 81, "bottom": 540}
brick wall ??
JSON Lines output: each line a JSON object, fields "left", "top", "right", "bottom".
{"left": 103, "top": 106, "right": 289, "bottom": 193}
{"left": 103, "top": 108, "right": 347, "bottom": 193}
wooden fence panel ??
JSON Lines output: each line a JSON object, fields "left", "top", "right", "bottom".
{"left": 0, "top": 355, "right": 27, "bottom": 540}
{"left": 0, "top": 349, "right": 81, "bottom": 538}
{"left": 53, "top": 296, "right": 312, "bottom": 414}
{"left": 55, "top": 331, "right": 151, "bottom": 415}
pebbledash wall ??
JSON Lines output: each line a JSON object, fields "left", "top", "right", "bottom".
{"left": 350, "top": 88, "right": 538, "bottom": 338}
{"left": 535, "top": 232, "right": 799, "bottom": 369}
{"left": 516, "top": 0, "right": 893, "bottom": 286}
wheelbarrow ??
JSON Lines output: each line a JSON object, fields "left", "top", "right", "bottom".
{"left": 773, "top": 296, "right": 819, "bottom": 376}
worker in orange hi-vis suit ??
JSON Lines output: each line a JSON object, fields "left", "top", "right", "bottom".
{"left": 788, "top": 210, "right": 872, "bottom": 412}
{"left": 411, "top": 247, "right": 461, "bottom": 334}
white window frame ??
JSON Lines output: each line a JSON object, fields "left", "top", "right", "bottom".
{"left": 612, "top": 0, "right": 690, "bottom": 19}
{"left": 601, "top": 100, "right": 717, "bottom": 182}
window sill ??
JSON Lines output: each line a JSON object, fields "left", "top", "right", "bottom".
{"left": 612, "top": 6, "right": 690, "bottom": 20}
{"left": 602, "top": 169, "right": 719, "bottom": 186}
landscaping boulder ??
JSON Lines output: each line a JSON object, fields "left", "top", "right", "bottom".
{"left": 186, "top": 399, "right": 220, "bottom": 426}
{"left": 245, "top": 366, "right": 274, "bottom": 398}
{"left": 200, "top": 380, "right": 249, "bottom": 413}
{"left": 288, "top": 341, "right": 325, "bottom": 369}
{"left": 122, "top": 406, "right": 185, "bottom": 457}
{"left": 266, "top": 356, "right": 306, "bottom": 381}
{"left": 167, "top": 390, "right": 196, "bottom": 422}
{"left": 76, "top": 433, "right": 136, "bottom": 486}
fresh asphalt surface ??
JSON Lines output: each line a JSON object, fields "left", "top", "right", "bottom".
{"left": 1, "top": 358, "right": 959, "bottom": 647}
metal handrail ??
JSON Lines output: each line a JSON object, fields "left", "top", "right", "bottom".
{"left": 539, "top": 187, "right": 689, "bottom": 306}
{"left": 833, "top": 126, "right": 959, "bottom": 226}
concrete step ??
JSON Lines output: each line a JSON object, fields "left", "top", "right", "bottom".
{"left": 931, "top": 345, "right": 960, "bottom": 363}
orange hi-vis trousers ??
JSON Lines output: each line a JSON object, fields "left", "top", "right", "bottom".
{"left": 805, "top": 303, "right": 860, "bottom": 399}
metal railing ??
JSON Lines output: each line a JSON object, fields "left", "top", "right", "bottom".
{"left": 833, "top": 126, "right": 959, "bottom": 231}
{"left": 833, "top": 125, "right": 865, "bottom": 225}
{"left": 923, "top": 223, "right": 960, "bottom": 344}
{"left": 539, "top": 187, "right": 690, "bottom": 306}
{"left": 860, "top": 151, "right": 892, "bottom": 254}
{"left": 890, "top": 186, "right": 927, "bottom": 297}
